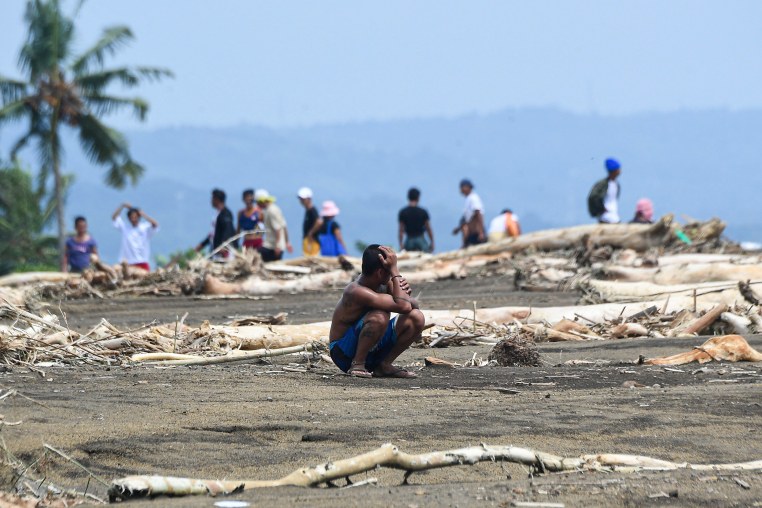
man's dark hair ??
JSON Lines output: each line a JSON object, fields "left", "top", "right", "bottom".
{"left": 74, "top": 216, "right": 86, "bottom": 226}
{"left": 362, "top": 244, "right": 385, "bottom": 275}
{"left": 407, "top": 187, "right": 421, "bottom": 202}
{"left": 500, "top": 208, "right": 513, "bottom": 215}
{"left": 242, "top": 189, "right": 254, "bottom": 199}
{"left": 212, "top": 188, "right": 226, "bottom": 203}
{"left": 127, "top": 208, "right": 140, "bottom": 218}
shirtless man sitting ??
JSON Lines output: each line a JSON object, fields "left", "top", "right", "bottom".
{"left": 329, "top": 244, "right": 425, "bottom": 378}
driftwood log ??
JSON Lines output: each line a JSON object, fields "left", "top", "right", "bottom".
{"left": 109, "top": 442, "right": 762, "bottom": 501}
{"left": 644, "top": 335, "right": 762, "bottom": 365}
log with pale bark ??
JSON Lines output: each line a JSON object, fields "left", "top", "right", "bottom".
{"left": 203, "top": 270, "right": 353, "bottom": 295}
{"left": 0, "top": 272, "right": 78, "bottom": 287}
{"left": 644, "top": 335, "right": 762, "bottom": 365}
{"left": 434, "top": 215, "right": 677, "bottom": 261}
{"left": 109, "top": 442, "right": 762, "bottom": 500}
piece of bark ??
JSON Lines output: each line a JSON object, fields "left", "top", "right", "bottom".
{"left": 424, "top": 357, "right": 457, "bottom": 368}
{"left": 610, "top": 323, "right": 649, "bottom": 338}
{"left": 668, "top": 304, "right": 728, "bottom": 337}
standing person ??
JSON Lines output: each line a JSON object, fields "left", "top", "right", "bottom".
{"left": 488, "top": 208, "right": 521, "bottom": 242}
{"left": 297, "top": 187, "right": 322, "bottom": 256}
{"left": 64, "top": 216, "right": 97, "bottom": 273}
{"left": 112, "top": 202, "right": 159, "bottom": 271}
{"left": 317, "top": 200, "right": 348, "bottom": 256}
{"left": 452, "top": 179, "right": 486, "bottom": 248}
{"left": 328, "top": 244, "right": 424, "bottom": 378}
{"left": 631, "top": 198, "right": 654, "bottom": 224}
{"left": 238, "top": 189, "right": 263, "bottom": 251}
{"left": 256, "top": 189, "right": 293, "bottom": 262}
{"left": 195, "top": 189, "right": 237, "bottom": 257}
{"left": 587, "top": 158, "right": 622, "bottom": 224}
{"left": 398, "top": 187, "right": 434, "bottom": 252}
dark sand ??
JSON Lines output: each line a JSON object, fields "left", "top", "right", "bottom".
{"left": 2, "top": 279, "right": 761, "bottom": 507}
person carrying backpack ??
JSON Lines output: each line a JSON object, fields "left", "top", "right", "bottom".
{"left": 587, "top": 158, "right": 622, "bottom": 224}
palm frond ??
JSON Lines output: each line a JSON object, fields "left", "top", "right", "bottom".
{"left": 71, "top": 25, "right": 133, "bottom": 74}
{"left": 0, "top": 76, "right": 30, "bottom": 103}
{"left": 75, "top": 66, "right": 173, "bottom": 92}
{"left": 77, "top": 113, "right": 126, "bottom": 165}
{"left": 0, "top": 100, "right": 30, "bottom": 127}
{"left": 19, "top": 0, "right": 75, "bottom": 81}
{"left": 105, "top": 159, "right": 144, "bottom": 188}
{"left": 10, "top": 109, "right": 45, "bottom": 160}
{"left": 82, "top": 93, "right": 148, "bottom": 120}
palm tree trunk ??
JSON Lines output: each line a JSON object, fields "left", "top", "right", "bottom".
{"left": 50, "top": 115, "right": 66, "bottom": 272}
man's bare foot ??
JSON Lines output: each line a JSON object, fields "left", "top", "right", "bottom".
{"left": 373, "top": 365, "right": 418, "bottom": 379}
{"left": 348, "top": 361, "right": 373, "bottom": 378}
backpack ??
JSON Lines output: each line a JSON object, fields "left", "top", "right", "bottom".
{"left": 587, "top": 178, "right": 609, "bottom": 218}
{"left": 318, "top": 219, "right": 347, "bottom": 257}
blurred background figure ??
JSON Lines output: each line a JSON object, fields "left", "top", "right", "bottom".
{"left": 588, "top": 158, "right": 622, "bottom": 224}
{"left": 238, "top": 189, "right": 263, "bottom": 251}
{"left": 488, "top": 208, "right": 521, "bottom": 242}
{"left": 112, "top": 202, "right": 159, "bottom": 272}
{"left": 631, "top": 198, "right": 654, "bottom": 224}
{"left": 318, "top": 200, "right": 348, "bottom": 256}
{"left": 453, "top": 179, "right": 486, "bottom": 248}
{"left": 298, "top": 187, "right": 322, "bottom": 257}
{"left": 257, "top": 189, "right": 292, "bottom": 262}
{"left": 64, "top": 216, "right": 97, "bottom": 273}
{"left": 398, "top": 187, "right": 434, "bottom": 253}
{"left": 196, "top": 189, "right": 236, "bottom": 259}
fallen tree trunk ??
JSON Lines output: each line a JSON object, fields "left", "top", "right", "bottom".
{"left": 131, "top": 343, "right": 317, "bottom": 366}
{"left": 434, "top": 215, "right": 675, "bottom": 261}
{"left": 602, "top": 264, "right": 762, "bottom": 285}
{"left": 203, "top": 270, "right": 353, "bottom": 295}
{"left": 585, "top": 279, "right": 748, "bottom": 305}
{"left": 109, "top": 442, "right": 762, "bottom": 501}
{"left": 668, "top": 304, "right": 727, "bottom": 337}
{"left": 0, "top": 272, "right": 78, "bottom": 287}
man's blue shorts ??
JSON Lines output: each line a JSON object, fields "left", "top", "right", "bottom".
{"left": 329, "top": 313, "right": 398, "bottom": 372}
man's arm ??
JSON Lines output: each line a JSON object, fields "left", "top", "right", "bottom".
{"left": 284, "top": 225, "right": 293, "bottom": 254}
{"left": 473, "top": 210, "right": 485, "bottom": 240}
{"left": 112, "top": 202, "right": 130, "bottom": 221}
{"left": 350, "top": 284, "right": 417, "bottom": 314}
{"left": 425, "top": 220, "right": 435, "bottom": 252}
{"left": 307, "top": 217, "right": 324, "bottom": 240}
{"left": 140, "top": 210, "right": 159, "bottom": 229}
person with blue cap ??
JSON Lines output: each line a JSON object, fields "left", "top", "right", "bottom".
{"left": 452, "top": 178, "right": 486, "bottom": 247}
{"left": 587, "top": 158, "right": 622, "bottom": 223}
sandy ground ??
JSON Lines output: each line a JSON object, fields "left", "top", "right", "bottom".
{"left": 2, "top": 279, "right": 762, "bottom": 507}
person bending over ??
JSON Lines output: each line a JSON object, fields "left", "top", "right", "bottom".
{"left": 329, "top": 245, "right": 425, "bottom": 378}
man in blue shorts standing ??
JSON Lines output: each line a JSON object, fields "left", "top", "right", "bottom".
{"left": 328, "top": 244, "right": 425, "bottom": 378}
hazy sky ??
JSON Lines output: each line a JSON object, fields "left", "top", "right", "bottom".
{"left": 1, "top": 0, "right": 761, "bottom": 128}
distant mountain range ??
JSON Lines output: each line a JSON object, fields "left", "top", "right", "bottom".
{"left": 3, "top": 108, "right": 761, "bottom": 263}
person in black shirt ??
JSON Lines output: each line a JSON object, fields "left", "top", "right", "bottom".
{"left": 195, "top": 188, "right": 238, "bottom": 258}
{"left": 298, "top": 187, "right": 322, "bottom": 256}
{"left": 398, "top": 187, "right": 434, "bottom": 252}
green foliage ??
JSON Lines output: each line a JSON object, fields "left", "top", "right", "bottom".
{"left": 156, "top": 248, "right": 199, "bottom": 270}
{"left": 355, "top": 240, "right": 369, "bottom": 254}
{"left": 0, "top": 160, "right": 58, "bottom": 275}
{"left": 0, "top": 0, "right": 172, "bottom": 266}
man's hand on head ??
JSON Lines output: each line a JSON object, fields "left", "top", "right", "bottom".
{"left": 378, "top": 246, "right": 398, "bottom": 271}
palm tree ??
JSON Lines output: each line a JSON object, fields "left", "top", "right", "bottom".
{"left": 0, "top": 0, "right": 172, "bottom": 270}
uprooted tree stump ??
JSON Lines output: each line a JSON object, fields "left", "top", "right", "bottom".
{"left": 488, "top": 334, "right": 541, "bottom": 366}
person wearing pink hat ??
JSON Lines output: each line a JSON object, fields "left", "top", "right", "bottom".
{"left": 317, "top": 200, "right": 348, "bottom": 256}
{"left": 630, "top": 198, "right": 654, "bottom": 224}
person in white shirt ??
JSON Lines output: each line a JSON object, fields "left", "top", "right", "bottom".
{"left": 452, "top": 179, "right": 486, "bottom": 248}
{"left": 599, "top": 158, "right": 622, "bottom": 224}
{"left": 111, "top": 202, "right": 159, "bottom": 272}
{"left": 488, "top": 208, "right": 521, "bottom": 242}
